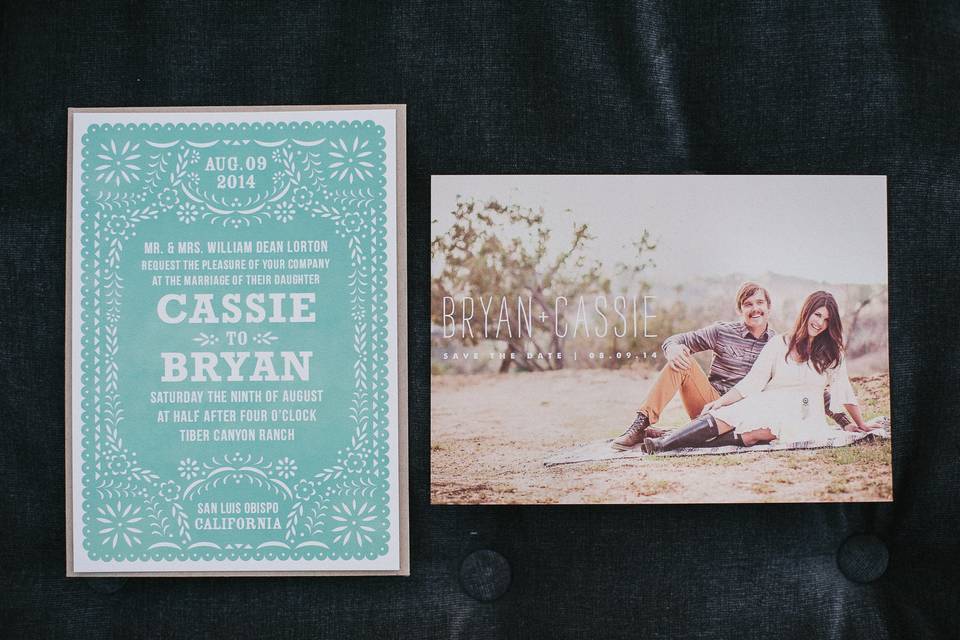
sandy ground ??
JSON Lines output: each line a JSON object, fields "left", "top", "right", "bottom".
{"left": 431, "top": 368, "right": 892, "bottom": 504}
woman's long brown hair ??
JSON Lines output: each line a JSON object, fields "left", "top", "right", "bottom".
{"left": 785, "top": 291, "right": 843, "bottom": 374}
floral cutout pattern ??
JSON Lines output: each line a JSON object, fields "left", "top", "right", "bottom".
{"left": 79, "top": 120, "right": 392, "bottom": 562}
{"left": 94, "top": 140, "right": 142, "bottom": 186}
{"left": 96, "top": 502, "right": 145, "bottom": 549}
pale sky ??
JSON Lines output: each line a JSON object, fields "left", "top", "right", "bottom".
{"left": 431, "top": 175, "right": 888, "bottom": 285}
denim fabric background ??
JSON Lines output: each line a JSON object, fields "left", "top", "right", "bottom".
{"left": 1, "top": 2, "right": 958, "bottom": 638}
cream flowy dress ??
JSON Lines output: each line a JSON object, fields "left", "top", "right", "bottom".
{"left": 709, "top": 335, "right": 859, "bottom": 444}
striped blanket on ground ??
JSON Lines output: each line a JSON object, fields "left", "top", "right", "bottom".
{"left": 543, "top": 418, "right": 891, "bottom": 467}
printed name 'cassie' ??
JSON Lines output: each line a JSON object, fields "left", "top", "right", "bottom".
{"left": 157, "top": 292, "right": 317, "bottom": 324}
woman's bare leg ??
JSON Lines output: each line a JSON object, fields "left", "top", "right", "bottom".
{"left": 740, "top": 428, "right": 776, "bottom": 446}
{"left": 714, "top": 418, "right": 734, "bottom": 435}
{"left": 687, "top": 418, "right": 774, "bottom": 447}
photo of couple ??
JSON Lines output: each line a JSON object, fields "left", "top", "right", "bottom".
{"left": 431, "top": 175, "right": 891, "bottom": 504}
{"left": 612, "top": 283, "right": 885, "bottom": 455}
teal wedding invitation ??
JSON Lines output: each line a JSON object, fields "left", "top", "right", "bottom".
{"left": 67, "top": 107, "right": 408, "bottom": 575}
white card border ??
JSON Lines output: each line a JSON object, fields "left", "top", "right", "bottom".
{"left": 67, "top": 106, "right": 408, "bottom": 576}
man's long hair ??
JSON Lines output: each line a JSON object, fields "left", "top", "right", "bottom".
{"left": 785, "top": 290, "right": 843, "bottom": 374}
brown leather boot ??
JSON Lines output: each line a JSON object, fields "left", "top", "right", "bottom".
{"left": 611, "top": 412, "right": 652, "bottom": 451}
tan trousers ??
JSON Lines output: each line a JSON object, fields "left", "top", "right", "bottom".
{"left": 639, "top": 360, "right": 720, "bottom": 425}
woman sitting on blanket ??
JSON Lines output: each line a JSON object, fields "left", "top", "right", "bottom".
{"left": 644, "top": 290, "right": 881, "bottom": 454}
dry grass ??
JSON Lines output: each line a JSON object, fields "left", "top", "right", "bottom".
{"left": 431, "top": 368, "right": 892, "bottom": 504}
{"left": 635, "top": 479, "right": 681, "bottom": 496}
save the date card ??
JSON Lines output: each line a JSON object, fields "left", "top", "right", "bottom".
{"left": 431, "top": 175, "right": 891, "bottom": 505}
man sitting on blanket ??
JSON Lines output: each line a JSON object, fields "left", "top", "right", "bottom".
{"left": 611, "top": 281, "right": 852, "bottom": 450}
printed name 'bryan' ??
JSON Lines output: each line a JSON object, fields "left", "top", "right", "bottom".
{"left": 160, "top": 351, "right": 312, "bottom": 382}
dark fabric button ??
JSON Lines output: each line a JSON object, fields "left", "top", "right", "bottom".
{"left": 460, "top": 550, "right": 511, "bottom": 602}
{"left": 837, "top": 534, "right": 889, "bottom": 583}
{"left": 84, "top": 578, "right": 127, "bottom": 594}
